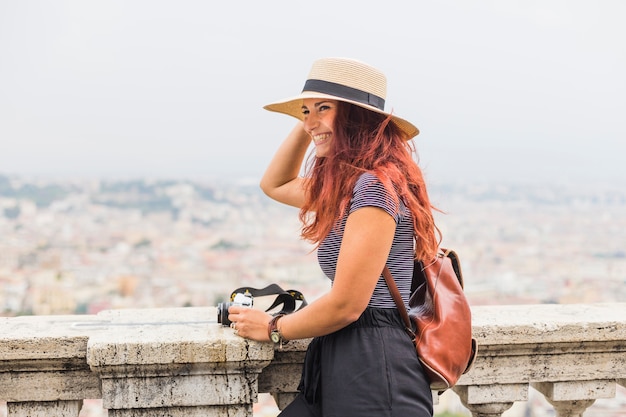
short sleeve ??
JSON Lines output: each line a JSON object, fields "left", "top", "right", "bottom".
{"left": 349, "top": 172, "right": 400, "bottom": 222}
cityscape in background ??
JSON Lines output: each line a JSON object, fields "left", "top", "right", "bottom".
{"left": 0, "top": 173, "right": 625, "bottom": 416}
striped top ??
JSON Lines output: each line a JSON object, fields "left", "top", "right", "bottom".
{"left": 317, "top": 172, "right": 415, "bottom": 309}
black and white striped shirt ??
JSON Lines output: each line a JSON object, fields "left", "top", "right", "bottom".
{"left": 317, "top": 172, "right": 415, "bottom": 309}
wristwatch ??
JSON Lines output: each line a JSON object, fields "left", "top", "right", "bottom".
{"left": 268, "top": 314, "right": 288, "bottom": 347}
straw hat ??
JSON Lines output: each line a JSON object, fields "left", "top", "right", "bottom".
{"left": 263, "top": 57, "right": 419, "bottom": 139}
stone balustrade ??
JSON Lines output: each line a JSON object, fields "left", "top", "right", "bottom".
{"left": 1, "top": 303, "right": 625, "bottom": 417}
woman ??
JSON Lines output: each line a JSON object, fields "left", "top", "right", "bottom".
{"left": 228, "top": 57, "right": 439, "bottom": 416}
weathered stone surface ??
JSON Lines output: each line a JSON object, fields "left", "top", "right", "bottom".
{"left": 107, "top": 405, "right": 251, "bottom": 417}
{"left": 0, "top": 314, "right": 102, "bottom": 402}
{"left": 457, "top": 303, "right": 626, "bottom": 391}
{"left": 0, "top": 314, "right": 102, "bottom": 361}
{"left": 0, "top": 370, "right": 100, "bottom": 402}
{"left": 7, "top": 400, "right": 83, "bottom": 417}
{"left": 258, "top": 339, "right": 309, "bottom": 393}
{"left": 470, "top": 303, "right": 626, "bottom": 345}
{"left": 532, "top": 380, "right": 616, "bottom": 401}
{"left": 87, "top": 307, "right": 273, "bottom": 367}
{"left": 87, "top": 307, "right": 274, "bottom": 414}
{"left": 455, "top": 383, "right": 528, "bottom": 404}
{"left": 1, "top": 302, "right": 625, "bottom": 416}
{"left": 101, "top": 373, "right": 259, "bottom": 409}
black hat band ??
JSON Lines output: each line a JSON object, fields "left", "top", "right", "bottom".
{"left": 302, "top": 79, "right": 385, "bottom": 111}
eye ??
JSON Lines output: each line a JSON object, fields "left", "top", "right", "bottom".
{"left": 317, "top": 101, "right": 335, "bottom": 112}
{"left": 301, "top": 107, "right": 310, "bottom": 116}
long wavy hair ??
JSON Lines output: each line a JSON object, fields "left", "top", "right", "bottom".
{"left": 299, "top": 101, "right": 441, "bottom": 262}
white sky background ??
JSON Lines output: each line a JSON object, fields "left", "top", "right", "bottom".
{"left": 0, "top": 1, "right": 624, "bottom": 185}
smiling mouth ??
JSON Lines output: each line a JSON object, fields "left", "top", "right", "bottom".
{"left": 312, "top": 133, "right": 331, "bottom": 145}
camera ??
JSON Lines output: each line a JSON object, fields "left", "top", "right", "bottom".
{"left": 217, "top": 292, "right": 253, "bottom": 326}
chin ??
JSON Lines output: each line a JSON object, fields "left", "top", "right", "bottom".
{"left": 315, "top": 146, "right": 330, "bottom": 158}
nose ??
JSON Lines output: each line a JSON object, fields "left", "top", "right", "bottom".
{"left": 303, "top": 112, "right": 318, "bottom": 133}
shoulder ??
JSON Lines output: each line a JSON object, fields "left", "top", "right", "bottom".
{"left": 353, "top": 172, "right": 383, "bottom": 194}
{"left": 351, "top": 172, "right": 400, "bottom": 218}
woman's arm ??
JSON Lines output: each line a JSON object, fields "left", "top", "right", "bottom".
{"left": 228, "top": 205, "right": 396, "bottom": 341}
{"left": 259, "top": 122, "right": 311, "bottom": 208}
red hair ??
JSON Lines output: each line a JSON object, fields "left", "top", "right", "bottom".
{"left": 300, "top": 102, "right": 441, "bottom": 262}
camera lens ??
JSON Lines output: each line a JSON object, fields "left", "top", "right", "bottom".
{"left": 217, "top": 302, "right": 232, "bottom": 326}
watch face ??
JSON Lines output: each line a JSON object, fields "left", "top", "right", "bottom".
{"left": 270, "top": 331, "right": 281, "bottom": 343}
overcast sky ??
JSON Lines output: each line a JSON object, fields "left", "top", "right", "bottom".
{"left": 1, "top": 1, "right": 625, "bottom": 185}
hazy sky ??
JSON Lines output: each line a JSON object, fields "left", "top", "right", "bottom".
{"left": 1, "top": 1, "right": 625, "bottom": 185}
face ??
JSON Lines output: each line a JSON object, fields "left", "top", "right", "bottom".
{"left": 301, "top": 98, "right": 338, "bottom": 157}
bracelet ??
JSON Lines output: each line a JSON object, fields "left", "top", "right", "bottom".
{"left": 268, "top": 314, "right": 289, "bottom": 348}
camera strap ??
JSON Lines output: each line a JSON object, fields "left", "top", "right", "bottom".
{"left": 228, "top": 283, "right": 308, "bottom": 315}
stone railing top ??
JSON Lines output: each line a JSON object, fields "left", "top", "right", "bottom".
{"left": 86, "top": 307, "right": 274, "bottom": 367}
{"left": 470, "top": 302, "right": 626, "bottom": 345}
{"left": 2, "top": 303, "right": 625, "bottom": 364}
{"left": 0, "top": 314, "right": 102, "bottom": 362}
{"left": 0, "top": 307, "right": 274, "bottom": 368}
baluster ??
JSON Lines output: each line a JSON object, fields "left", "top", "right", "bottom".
{"left": 454, "top": 384, "right": 526, "bottom": 417}
{"left": 532, "top": 380, "right": 616, "bottom": 417}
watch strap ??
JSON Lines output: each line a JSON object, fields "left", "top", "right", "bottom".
{"left": 268, "top": 314, "right": 288, "bottom": 345}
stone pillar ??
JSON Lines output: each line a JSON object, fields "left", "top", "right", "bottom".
{"left": 87, "top": 307, "right": 274, "bottom": 417}
{"left": 258, "top": 339, "right": 310, "bottom": 410}
{"left": 0, "top": 315, "right": 102, "bottom": 417}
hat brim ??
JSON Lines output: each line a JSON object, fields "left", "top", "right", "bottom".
{"left": 264, "top": 91, "right": 419, "bottom": 139}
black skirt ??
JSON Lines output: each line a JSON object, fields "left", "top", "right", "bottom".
{"left": 278, "top": 307, "right": 433, "bottom": 417}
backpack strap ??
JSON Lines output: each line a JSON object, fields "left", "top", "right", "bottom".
{"left": 382, "top": 266, "right": 416, "bottom": 341}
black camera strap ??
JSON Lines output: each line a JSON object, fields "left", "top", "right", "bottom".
{"left": 228, "top": 284, "right": 308, "bottom": 315}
